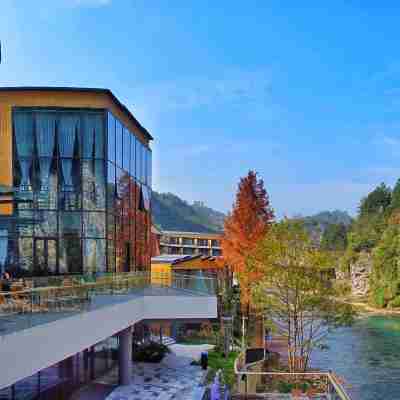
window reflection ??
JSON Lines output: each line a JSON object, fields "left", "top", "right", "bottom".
{"left": 123, "top": 127, "right": 130, "bottom": 172}
{"left": 115, "top": 120, "right": 123, "bottom": 168}
{"left": 9, "top": 108, "right": 151, "bottom": 276}
{"left": 107, "top": 113, "right": 116, "bottom": 163}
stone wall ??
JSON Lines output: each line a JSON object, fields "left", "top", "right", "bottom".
{"left": 350, "top": 252, "right": 373, "bottom": 296}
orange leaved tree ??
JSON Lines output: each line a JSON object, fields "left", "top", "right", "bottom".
{"left": 221, "top": 170, "right": 274, "bottom": 338}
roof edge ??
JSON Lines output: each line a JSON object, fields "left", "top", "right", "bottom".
{"left": 0, "top": 86, "right": 153, "bottom": 141}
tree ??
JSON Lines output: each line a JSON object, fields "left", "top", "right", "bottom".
{"left": 370, "top": 212, "right": 400, "bottom": 308}
{"left": 321, "top": 223, "right": 348, "bottom": 251}
{"left": 221, "top": 170, "right": 274, "bottom": 321}
{"left": 388, "top": 178, "right": 400, "bottom": 214}
{"left": 359, "top": 183, "right": 391, "bottom": 217}
{"left": 251, "top": 220, "right": 354, "bottom": 372}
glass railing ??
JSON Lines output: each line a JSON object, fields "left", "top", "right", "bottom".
{"left": 0, "top": 271, "right": 217, "bottom": 337}
{"left": 150, "top": 271, "right": 217, "bottom": 296}
{"left": 234, "top": 352, "right": 352, "bottom": 399}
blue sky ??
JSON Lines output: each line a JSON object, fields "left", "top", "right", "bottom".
{"left": 1, "top": 1, "right": 400, "bottom": 217}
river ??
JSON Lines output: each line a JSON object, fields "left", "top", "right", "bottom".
{"left": 311, "top": 315, "right": 400, "bottom": 400}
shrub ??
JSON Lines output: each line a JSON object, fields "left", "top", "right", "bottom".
{"left": 132, "top": 341, "right": 170, "bottom": 363}
{"left": 372, "top": 287, "right": 386, "bottom": 308}
{"left": 387, "top": 295, "right": 400, "bottom": 308}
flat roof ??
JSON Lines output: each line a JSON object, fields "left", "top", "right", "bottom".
{"left": 0, "top": 86, "right": 153, "bottom": 141}
{"left": 161, "top": 230, "right": 223, "bottom": 238}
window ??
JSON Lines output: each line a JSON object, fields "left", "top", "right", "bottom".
{"left": 182, "top": 238, "right": 195, "bottom": 246}
{"left": 107, "top": 113, "right": 116, "bottom": 163}
{"left": 130, "top": 134, "right": 136, "bottom": 177}
{"left": 115, "top": 120, "right": 123, "bottom": 168}
{"left": 136, "top": 141, "right": 142, "bottom": 181}
{"left": 123, "top": 127, "right": 130, "bottom": 172}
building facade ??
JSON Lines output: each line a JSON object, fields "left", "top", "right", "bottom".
{"left": 0, "top": 87, "right": 152, "bottom": 276}
{"left": 159, "top": 230, "right": 222, "bottom": 257}
{"left": 0, "top": 88, "right": 217, "bottom": 400}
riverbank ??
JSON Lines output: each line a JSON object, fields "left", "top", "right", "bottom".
{"left": 343, "top": 296, "right": 400, "bottom": 316}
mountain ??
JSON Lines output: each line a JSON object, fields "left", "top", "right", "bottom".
{"left": 151, "top": 192, "right": 225, "bottom": 233}
{"left": 295, "top": 210, "right": 353, "bottom": 245}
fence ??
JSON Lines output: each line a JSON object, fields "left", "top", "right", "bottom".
{"left": 234, "top": 351, "right": 352, "bottom": 400}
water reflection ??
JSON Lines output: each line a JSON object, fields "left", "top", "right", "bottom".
{"left": 312, "top": 316, "right": 400, "bottom": 400}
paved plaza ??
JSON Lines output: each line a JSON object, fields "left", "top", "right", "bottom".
{"left": 101, "top": 344, "right": 213, "bottom": 400}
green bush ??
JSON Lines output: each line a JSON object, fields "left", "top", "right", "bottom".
{"left": 276, "top": 381, "right": 294, "bottom": 393}
{"left": 132, "top": 341, "right": 170, "bottom": 363}
{"left": 372, "top": 287, "right": 386, "bottom": 308}
{"left": 387, "top": 295, "right": 400, "bottom": 308}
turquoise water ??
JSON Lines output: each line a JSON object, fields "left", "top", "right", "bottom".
{"left": 312, "top": 316, "right": 400, "bottom": 400}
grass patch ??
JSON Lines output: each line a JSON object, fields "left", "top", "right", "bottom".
{"left": 206, "top": 350, "right": 238, "bottom": 389}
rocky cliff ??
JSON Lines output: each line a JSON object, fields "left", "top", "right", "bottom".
{"left": 350, "top": 252, "right": 373, "bottom": 296}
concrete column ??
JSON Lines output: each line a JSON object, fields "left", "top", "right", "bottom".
{"left": 118, "top": 327, "right": 133, "bottom": 385}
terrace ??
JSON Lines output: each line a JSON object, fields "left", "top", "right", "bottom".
{"left": 0, "top": 272, "right": 217, "bottom": 391}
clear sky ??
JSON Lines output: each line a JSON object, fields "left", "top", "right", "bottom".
{"left": 1, "top": 1, "right": 399, "bottom": 217}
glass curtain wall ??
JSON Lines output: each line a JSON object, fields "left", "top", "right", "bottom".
{"left": 7, "top": 108, "right": 107, "bottom": 277}
{"left": 106, "top": 112, "right": 152, "bottom": 272}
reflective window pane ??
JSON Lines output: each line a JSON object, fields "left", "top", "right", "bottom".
{"left": 35, "top": 211, "right": 58, "bottom": 237}
{"left": 123, "top": 127, "right": 130, "bottom": 172}
{"left": 59, "top": 212, "right": 81, "bottom": 236}
{"left": 83, "top": 212, "right": 106, "bottom": 238}
{"left": 18, "top": 237, "right": 33, "bottom": 276}
{"left": 135, "top": 141, "right": 141, "bottom": 181}
{"left": 83, "top": 239, "right": 106, "bottom": 274}
{"left": 107, "top": 240, "right": 115, "bottom": 273}
{"left": 130, "top": 134, "right": 136, "bottom": 177}
{"left": 107, "top": 162, "right": 116, "bottom": 214}
{"left": 59, "top": 236, "right": 82, "bottom": 274}
{"left": 82, "top": 113, "right": 104, "bottom": 159}
{"left": 107, "top": 113, "right": 116, "bottom": 163}
{"left": 115, "top": 120, "right": 123, "bottom": 167}
{"left": 82, "top": 160, "right": 106, "bottom": 210}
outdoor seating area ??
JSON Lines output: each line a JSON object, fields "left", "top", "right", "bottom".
{"left": 0, "top": 272, "right": 217, "bottom": 338}
{"left": 0, "top": 272, "right": 149, "bottom": 317}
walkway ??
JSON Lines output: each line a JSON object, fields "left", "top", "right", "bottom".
{"left": 101, "top": 344, "right": 214, "bottom": 400}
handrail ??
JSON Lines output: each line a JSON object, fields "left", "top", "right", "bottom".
{"left": 233, "top": 351, "right": 352, "bottom": 400}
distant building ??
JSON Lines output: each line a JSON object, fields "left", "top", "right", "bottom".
{"left": 159, "top": 230, "right": 222, "bottom": 257}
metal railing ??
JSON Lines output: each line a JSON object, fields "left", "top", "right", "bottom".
{"left": 151, "top": 271, "right": 217, "bottom": 296}
{"left": 234, "top": 352, "right": 352, "bottom": 400}
{"left": 0, "top": 272, "right": 150, "bottom": 315}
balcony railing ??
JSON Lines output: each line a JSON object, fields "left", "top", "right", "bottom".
{"left": 234, "top": 352, "right": 352, "bottom": 400}
{"left": 0, "top": 271, "right": 217, "bottom": 337}
{"left": 151, "top": 271, "right": 217, "bottom": 296}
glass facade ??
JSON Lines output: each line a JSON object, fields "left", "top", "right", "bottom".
{"left": 0, "top": 108, "right": 152, "bottom": 277}
{"left": 0, "top": 337, "right": 118, "bottom": 400}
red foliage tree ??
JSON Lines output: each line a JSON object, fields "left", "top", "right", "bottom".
{"left": 221, "top": 170, "right": 274, "bottom": 314}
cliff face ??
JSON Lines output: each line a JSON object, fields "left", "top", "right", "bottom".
{"left": 350, "top": 252, "right": 373, "bottom": 296}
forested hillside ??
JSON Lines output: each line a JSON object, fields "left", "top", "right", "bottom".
{"left": 340, "top": 181, "right": 400, "bottom": 308}
{"left": 152, "top": 192, "right": 225, "bottom": 233}
{"left": 296, "top": 210, "right": 352, "bottom": 249}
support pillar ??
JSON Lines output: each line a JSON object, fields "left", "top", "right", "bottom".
{"left": 118, "top": 327, "right": 133, "bottom": 385}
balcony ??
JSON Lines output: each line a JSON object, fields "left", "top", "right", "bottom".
{"left": 0, "top": 272, "right": 217, "bottom": 390}
{"left": 234, "top": 352, "right": 352, "bottom": 399}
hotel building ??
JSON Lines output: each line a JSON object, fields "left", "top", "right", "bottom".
{"left": 0, "top": 88, "right": 216, "bottom": 399}
{"left": 159, "top": 230, "right": 222, "bottom": 257}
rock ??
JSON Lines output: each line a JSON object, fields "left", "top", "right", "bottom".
{"left": 350, "top": 252, "right": 373, "bottom": 296}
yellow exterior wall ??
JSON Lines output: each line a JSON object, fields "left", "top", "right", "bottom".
{"left": 151, "top": 263, "right": 172, "bottom": 286}
{"left": 172, "top": 257, "right": 224, "bottom": 270}
{"left": 0, "top": 89, "right": 151, "bottom": 215}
